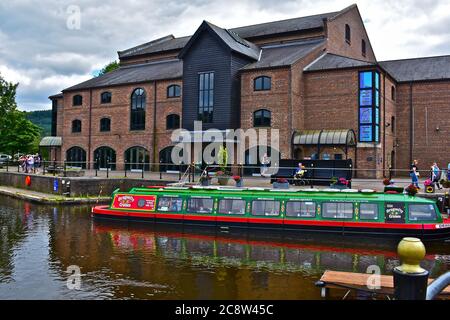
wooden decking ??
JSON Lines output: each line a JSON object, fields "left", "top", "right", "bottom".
{"left": 318, "top": 270, "right": 450, "bottom": 298}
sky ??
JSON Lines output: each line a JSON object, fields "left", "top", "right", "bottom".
{"left": 0, "top": 0, "right": 449, "bottom": 111}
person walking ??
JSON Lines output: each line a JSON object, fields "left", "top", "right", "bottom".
{"left": 27, "top": 155, "right": 34, "bottom": 174}
{"left": 447, "top": 162, "right": 450, "bottom": 181}
{"left": 410, "top": 159, "right": 420, "bottom": 189}
{"left": 431, "top": 162, "right": 442, "bottom": 190}
{"left": 260, "top": 153, "right": 270, "bottom": 176}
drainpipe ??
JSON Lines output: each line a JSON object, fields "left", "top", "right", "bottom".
{"left": 152, "top": 81, "right": 158, "bottom": 168}
{"left": 409, "top": 82, "right": 413, "bottom": 165}
{"left": 288, "top": 69, "right": 293, "bottom": 159}
{"left": 88, "top": 89, "right": 93, "bottom": 169}
{"left": 383, "top": 72, "right": 386, "bottom": 177}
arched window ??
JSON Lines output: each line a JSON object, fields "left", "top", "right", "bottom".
{"left": 73, "top": 95, "right": 83, "bottom": 106}
{"left": 130, "top": 88, "right": 146, "bottom": 130}
{"left": 361, "top": 39, "right": 366, "bottom": 57}
{"left": 94, "top": 146, "right": 116, "bottom": 170}
{"left": 166, "top": 114, "right": 180, "bottom": 130}
{"left": 125, "top": 146, "right": 150, "bottom": 171}
{"left": 345, "top": 24, "right": 351, "bottom": 43}
{"left": 159, "top": 146, "right": 183, "bottom": 172}
{"left": 254, "top": 76, "right": 271, "bottom": 91}
{"left": 66, "top": 146, "right": 86, "bottom": 169}
{"left": 100, "top": 92, "right": 112, "bottom": 104}
{"left": 167, "top": 84, "right": 181, "bottom": 98}
{"left": 253, "top": 109, "right": 271, "bottom": 127}
{"left": 72, "top": 119, "right": 82, "bottom": 133}
{"left": 100, "top": 118, "right": 111, "bottom": 132}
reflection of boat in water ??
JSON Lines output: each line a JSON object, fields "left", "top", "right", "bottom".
{"left": 92, "top": 186, "right": 450, "bottom": 240}
{"left": 92, "top": 219, "right": 449, "bottom": 276}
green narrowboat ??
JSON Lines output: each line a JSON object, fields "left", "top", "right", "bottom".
{"left": 92, "top": 186, "right": 450, "bottom": 240}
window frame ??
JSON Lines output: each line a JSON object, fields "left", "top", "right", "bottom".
{"left": 253, "top": 76, "right": 271, "bottom": 91}
{"left": 198, "top": 72, "right": 214, "bottom": 123}
{"left": 285, "top": 201, "right": 316, "bottom": 218}
{"left": 166, "top": 114, "right": 180, "bottom": 130}
{"left": 167, "top": 84, "right": 181, "bottom": 98}
{"left": 345, "top": 24, "right": 351, "bottom": 44}
{"left": 359, "top": 203, "right": 379, "bottom": 221}
{"left": 253, "top": 109, "right": 271, "bottom": 127}
{"left": 100, "top": 91, "right": 112, "bottom": 104}
{"left": 99, "top": 117, "right": 111, "bottom": 132}
{"left": 187, "top": 197, "right": 214, "bottom": 214}
{"left": 157, "top": 196, "right": 183, "bottom": 213}
{"left": 251, "top": 200, "right": 281, "bottom": 217}
{"left": 71, "top": 119, "right": 82, "bottom": 133}
{"left": 408, "top": 204, "right": 437, "bottom": 221}
{"left": 218, "top": 199, "right": 246, "bottom": 215}
{"left": 361, "top": 39, "right": 366, "bottom": 57}
{"left": 72, "top": 95, "right": 83, "bottom": 106}
{"left": 322, "top": 202, "right": 354, "bottom": 219}
{"left": 130, "top": 88, "right": 146, "bottom": 131}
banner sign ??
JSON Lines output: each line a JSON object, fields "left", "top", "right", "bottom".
{"left": 385, "top": 202, "right": 405, "bottom": 223}
{"left": 112, "top": 194, "right": 156, "bottom": 211}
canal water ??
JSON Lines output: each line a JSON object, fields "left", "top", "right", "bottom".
{"left": 0, "top": 195, "right": 448, "bottom": 300}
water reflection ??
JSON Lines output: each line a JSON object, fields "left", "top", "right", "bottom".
{"left": 0, "top": 195, "right": 448, "bottom": 300}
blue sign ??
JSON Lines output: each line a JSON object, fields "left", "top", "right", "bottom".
{"left": 360, "top": 108, "right": 372, "bottom": 124}
{"left": 53, "top": 179, "right": 58, "bottom": 192}
{"left": 360, "top": 126, "right": 373, "bottom": 142}
{"left": 360, "top": 90, "right": 372, "bottom": 106}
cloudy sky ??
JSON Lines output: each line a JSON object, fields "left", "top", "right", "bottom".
{"left": 1, "top": 0, "right": 449, "bottom": 111}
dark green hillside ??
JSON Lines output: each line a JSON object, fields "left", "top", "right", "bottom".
{"left": 25, "top": 110, "right": 52, "bottom": 136}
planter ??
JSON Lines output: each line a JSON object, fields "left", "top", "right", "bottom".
{"left": 330, "top": 184, "right": 348, "bottom": 190}
{"left": 425, "top": 184, "right": 435, "bottom": 194}
{"left": 273, "top": 182, "right": 289, "bottom": 189}
{"left": 200, "top": 179, "right": 210, "bottom": 186}
{"left": 218, "top": 177, "right": 229, "bottom": 186}
{"left": 235, "top": 180, "right": 244, "bottom": 188}
{"left": 384, "top": 186, "right": 404, "bottom": 194}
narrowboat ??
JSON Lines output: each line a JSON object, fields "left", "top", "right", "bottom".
{"left": 92, "top": 186, "right": 450, "bottom": 240}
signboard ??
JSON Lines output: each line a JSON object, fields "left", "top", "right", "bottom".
{"left": 360, "top": 90, "right": 372, "bottom": 106}
{"left": 385, "top": 202, "right": 405, "bottom": 223}
{"left": 112, "top": 194, "right": 156, "bottom": 211}
{"left": 53, "top": 179, "right": 58, "bottom": 192}
{"left": 359, "top": 125, "right": 373, "bottom": 142}
{"left": 359, "top": 108, "right": 372, "bottom": 124}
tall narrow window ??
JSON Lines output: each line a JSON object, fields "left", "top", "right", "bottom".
{"left": 345, "top": 24, "right": 351, "bottom": 43}
{"left": 72, "top": 119, "right": 81, "bottom": 133}
{"left": 167, "top": 85, "right": 181, "bottom": 98}
{"left": 101, "top": 92, "right": 112, "bottom": 104}
{"left": 358, "top": 71, "right": 380, "bottom": 142}
{"left": 253, "top": 109, "right": 271, "bottom": 127}
{"left": 361, "top": 39, "right": 366, "bottom": 57}
{"left": 254, "top": 76, "right": 271, "bottom": 91}
{"left": 100, "top": 118, "right": 111, "bottom": 132}
{"left": 73, "top": 95, "right": 83, "bottom": 106}
{"left": 391, "top": 86, "right": 396, "bottom": 101}
{"left": 198, "top": 72, "right": 214, "bottom": 123}
{"left": 391, "top": 116, "right": 395, "bottom": 134}
{"left": 130, "top": 88, "right": 146, "bottom": 130}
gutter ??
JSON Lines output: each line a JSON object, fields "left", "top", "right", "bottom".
{"left": 88, "top": 89, "right": 93, "bottom": 169}
{"left": 152, "top": 81, "right": 158, "bottom": 166}
{"left": 409, "top": 82, "right": 414, "bottom": 165}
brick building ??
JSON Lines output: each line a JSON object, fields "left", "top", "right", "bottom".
{"left": 48, "top": 4, "right": 450, "bottom": 177}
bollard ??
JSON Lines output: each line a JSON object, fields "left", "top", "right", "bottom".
{"left": 393, "top": 237, "right": 429, "bottom": 300}
{"left": 124, "top": 161, "right": 127, "bottom": 178}
{"left": 106, "top": 160, "right": 109, "bottom": 179}
{"left": 141, "top": 161, "right": 144, "bottom": 179}
{"left": 6, "top": 159, "right": 8, "bottom": 172}
{"left": 159, "top": 160, "right": 162, "bottom": 180}
{"left": 63, "top": 161, "right": 67, "bottom": 177}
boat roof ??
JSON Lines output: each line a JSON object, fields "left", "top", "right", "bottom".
{"left": 125, "top": 186, "right": 434, "bottom": 203}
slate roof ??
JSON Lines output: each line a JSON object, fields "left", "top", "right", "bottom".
{"left": 63, "top": 59, "right": 182, "bottom": 92}
{"left": 304, "top": 53, "right": 375, "bottom": 71}
{"left": 119, "top": 11, "right": 338, "bottom": 59}
{"left": 48, "top": 93, "right": 63, "bottom": 99}
{"left": 179, "top": 21, "right": 261, "bottom": 60}
{"left": 379, "top": 55, "right": 450, "bottom": 82}
{"left": 241, "top": 38, "right": 325, "bottom": 70}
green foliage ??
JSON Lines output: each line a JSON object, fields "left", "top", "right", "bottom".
{"left": 25, "top": 110, "right": 52, "bottom": 136}
{"left": 0, "top": 73, "right": 41, "bottom": 155}
{"left": 97, "top": 60, "right": 119, "bottom": 76}
{"left": 218, "top": 146, "right": 229, "bottom": 172}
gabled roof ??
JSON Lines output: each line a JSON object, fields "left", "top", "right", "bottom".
{"left": 178, "top": 21, "right": 260, "bottom": 60}
{"left": 63, "top": 59, "right": 182, "bottom": 92}
{"left": 119, "top": 10, "right": 338, "bottom": 59}
{"left": 48, "top": 93, "right": 63, "bottom": 99}
{"left": 304, "top": 53, "right": 375, "bottom": 71}
{"left": 379, "top": 55, "right": 450, "bottom": 82}
{"left": 241, "top": 38, "right": 325, "bottom": 70}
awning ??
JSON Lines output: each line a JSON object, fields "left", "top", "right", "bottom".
{"left": 39, "top": 136, "right": 62, "bottom": 147}
{"left": 292, "top": 129, "right": 356, "bottom": 146}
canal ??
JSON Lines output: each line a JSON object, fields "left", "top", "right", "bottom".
{"left": 0, "top": 195, "right": 448, "bottom": 300}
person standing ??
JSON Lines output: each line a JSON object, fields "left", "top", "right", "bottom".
{"left": 27, "top": 155, "right": 34, "bottom": 174}
{"left": 431, "top": 162, "right": 442, "bottom": 190}
{"left": 447, "top": 163, "right": 450, "bottom": 181}
{"left": 260, "top": 153, "right": 270, "bottom": 176}
{"left": 410, "top": 159, "right": 420, "bottom": 189}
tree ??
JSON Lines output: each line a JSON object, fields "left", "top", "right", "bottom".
{"left": 97, "top": 60, "right": 119, "bottom": 76}
{"left": 0, "top": 73, "right": 41, "bottom": 156}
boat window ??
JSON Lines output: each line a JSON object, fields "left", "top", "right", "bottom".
{"left": 286, "top": 201, "right": 316, "bottom": 218}
{"left": 251, "top": 200, "right": 280, "bottom": 216}
{"left": 187, "top": 198, "right": 214, "bottom": 214}
{"left": 322, "top": 202, "right": 353, "bottom": 219}
{"left": 409, "top": 204, "right": 437, "bottom": 221}
{"left": 157, "top": 197, "right": 183, "bottom": 212}
{"left": 360, "top": 203, "right": 378, "bottom": 220}
{"left": 218, "top": 199, "right": 246, "bottom": 215}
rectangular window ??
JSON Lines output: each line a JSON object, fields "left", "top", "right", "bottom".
{"left": 187, "top": 197, "right": 214, "bottom": 214}
{"left": 218, "top": 199, "right": 246, "bottom": 215}
{"left": 198, "top": 72, "right": 214, "bottom": 123}
{"left": 358, "top": 71, "right": 380, "bottom": 142}
{"left": 409, "top": 204, "right": 437, "bottom": 221}
{"left": 251, "top": 200, "right": 280, "bottom": 217}
{"left": 360, "top": 203, "right": 378, "bottom": 220}
{"left": 322, "top": 202, "right": 353, "bottom": 219}
{"left": 286, "top": 201, "right": 316, "bottom": 218}
{"left": 157, "top": 197, "right": 183, "bottom": 212}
